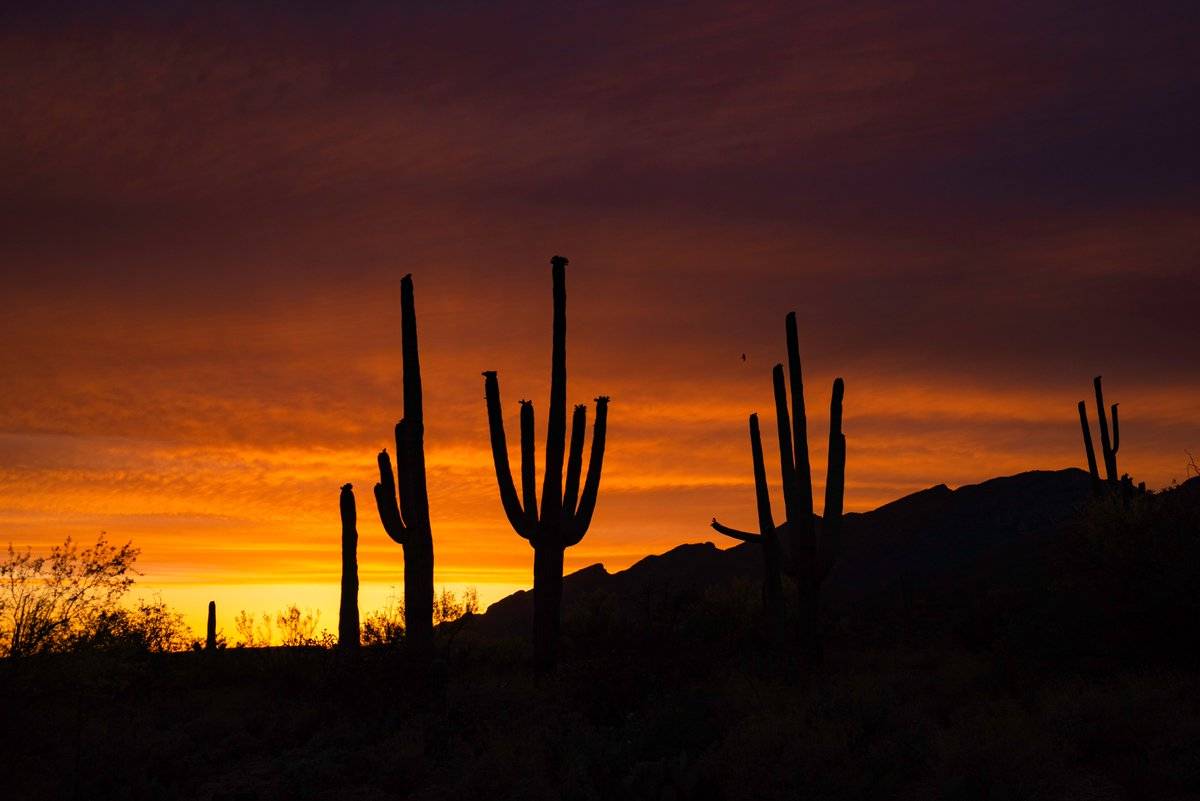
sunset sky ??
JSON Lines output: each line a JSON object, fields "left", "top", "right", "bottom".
{"left": 2, "top": 1, "right": 1198, "bottom": 637}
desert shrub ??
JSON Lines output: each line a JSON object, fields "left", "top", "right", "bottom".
{"left": 235, "top": 609, "right": 273, "bottom": 647}
{"left": 0, "top": 533, "right": 140, "bottom": 657}
{"left": 1057, "top": 481, "right": 1200, "bottom": 659}
{"left": 274, "top": 604, "right": 331, "bottom": 647}
{"left": 434, "top": 586, "right": 479, "bottom": 625}
{"left": 362, "top": 590, "right": 406, "bottom": 646}
{"left": 86, "top": 595, "right": 194, "bottom": 653}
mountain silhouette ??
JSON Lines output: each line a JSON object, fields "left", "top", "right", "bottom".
{"left": 472, "top": 468, "right": 1099, "bottom": 638}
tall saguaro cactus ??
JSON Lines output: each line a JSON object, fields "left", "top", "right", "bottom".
{"left": 711, "top": 313, "right": 844, "bottom": 660}
{"left": 373, "top": 274, "right": 434, "bottom": 658}
{"left": 339, "top": 483, "right": 360, "bottom": 650}
{"left": 777, "top": 316, "right": 845, "bottom": 660}
{"left": 483, "top": 255, "right": 609, "bottom": 670}
{"left": 1078, "top": 374, "right": 1120, "bottom": 489}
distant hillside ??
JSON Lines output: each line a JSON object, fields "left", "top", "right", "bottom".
{"left": 473, "top": 468, "right": 1095, "bottom": 638}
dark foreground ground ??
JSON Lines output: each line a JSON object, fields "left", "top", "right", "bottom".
{"left": 5, "top": 609, "right": 1200, "bottom": 800}
{"left": 6, "top": 472, "right": 1198, "bottom": 799}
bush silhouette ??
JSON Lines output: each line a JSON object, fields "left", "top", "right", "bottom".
{"left": 0, "top": 533, "right": 140, "bottom": 657}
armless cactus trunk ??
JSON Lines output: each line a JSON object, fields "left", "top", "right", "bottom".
{"left": 1078, "top": 375, "right": 1120, "bottom": 491}
{"left": 338, "top": 484, "right": 360, "bottom": 650}
{"left": 373, "top": 274, "right": 435, "bottom": 660}
{"left": 711, "top": 313, "right": 845, "bottom": 661}
{"left": 483, "top": 256, "right": 609, "bottom": 671}
{"left": 205, "top": 601, "right": 216, "bottom": 651}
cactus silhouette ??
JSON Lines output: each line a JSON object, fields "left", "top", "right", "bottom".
{"left": 711, "top": 313, "right": 844, "bottom": 660}
{"left": 205, "top": 600, "right": 216, "bottom": 651}
{"left": 1078, "top": 375, "right": 1119, "bottom": 489}
{"left": 710, "top": 413, "right": 784, "bottom": 631}
{"left": 373, "top": 274, "right": 435, "bottom": 658}
{"left": 339, "top": 483, "right": 359, "bottom": 650}
{"left": 483, "top": 255, "right": 609, "bottom": 670}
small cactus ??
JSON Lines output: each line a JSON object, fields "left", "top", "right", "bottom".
{"left": 205, "top": 600, "right": 217, "bottom": 651}
{"left": 339, "top": 483, "right": 360, "bottom": 650}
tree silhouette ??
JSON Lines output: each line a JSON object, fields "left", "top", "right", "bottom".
{"left": 373, "top": 274, "right": 435, "bottom": 659}
{"left": 483, "top": 255, "right": 610, "bottom": 670}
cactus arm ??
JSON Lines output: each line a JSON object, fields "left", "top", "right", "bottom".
{"left": 1094, "top": 375, "right": 1116, "bottom": 482}
{"left": 1078, "top": 400, "right": 1100, "bottom": 483}
{"left": 711, "top": 518, "right": 762, "bottom": 542}
{"left": 562, "top": 404, "right": 587, "bottom": 520}
{"left": 772, "top": 364, "right": 803, "bottom": 534}
{"left": 400, "top": 275, "right": 423, "bottom": 429}
{"left": 785, "top": 312, "right": 815, "bottom": 523}
{"left": 394, "top": 420, "right": 418, "bottom": 529}
{"left": 820, "top": 378, "right": 845, "bottom": 580}
{"left": 519, "top": 400, "right": 539, "bottom": 523}
{"left": 540, "top": 256, "right": 569, "bottom": 524}
{"left": 749, "top": 413, "right": 776, "bottom": 536}
{"left": 373, "top": 450, "right": 407, "bottom": 544}
{"left": 566, "top": 395, "right": 608, "bottom": 546}
{"left": 1111, "top": 403, "right": 1119, "bottom": 457}
{"left": 483, "top": 371, "right": 533, "bottom": 539}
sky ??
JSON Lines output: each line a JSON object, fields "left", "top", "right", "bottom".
{"left": 2, "top": 0, "right": 1198, "bottom": 637}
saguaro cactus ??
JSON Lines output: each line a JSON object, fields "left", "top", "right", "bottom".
{"left": 1078, "top": 375, "right": 1120, "bottom": 488}
{"left": 205, "top": 600, "right": 216, "bottom": 651}
{"left": 483, "top": 255, "right": 609, "bottom": 670}
{"left": 339, "top": 483, "right": 360, "bottom": 650}
{"left": 710, "top": 413, "right": 783, "bottom": 628}
{"left": 711, "top": 313, "right": 844, "bottom": 660}
{"left": 373, "top": 274, "right": 435, "bottom": 658}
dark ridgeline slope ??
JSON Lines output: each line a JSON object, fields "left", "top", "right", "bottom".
{"left": 338, "top": 483, "right": 359, "bottom": 651}
{"left": 483, "top": 255, "right": 610, "bottom": 671}
{"left": 474, "top": 468, "right": 1095, "bottom": 639}
{"left": 373, "top": 273, "right": 435, "bottom": 658}
{"left": 711, "top": 312, "right": 845, "bottom": 658}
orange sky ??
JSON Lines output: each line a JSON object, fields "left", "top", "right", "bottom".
{"left": 2, "top": 1, "right": 1198, "bottom": 637}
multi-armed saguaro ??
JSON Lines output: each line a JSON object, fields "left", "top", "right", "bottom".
{"left": 483, "top": 255, "right": 609, "bottom": 670}
{"left": 338, "top": 483, "right": 359, "bottom": 650}
{"left": 711, "top": 413, "right": 784, "bottom": 624}
{"left": 373, "top": 274, "right": 435, "bottom": 657}
{"left": 1077, "top": 375, "right": 1119, "bottom": 491}
{"left": 711, "top": 312, "right": 844, "bottom": 658}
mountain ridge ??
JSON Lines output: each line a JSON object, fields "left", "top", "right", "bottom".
{"left": 472, "top": 468, "right": 1098, "bottom": 636}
